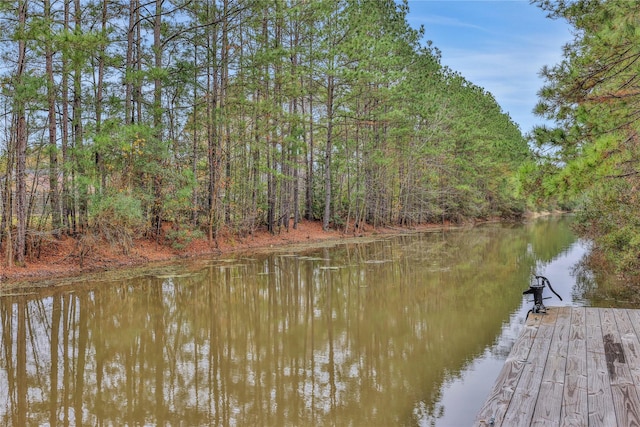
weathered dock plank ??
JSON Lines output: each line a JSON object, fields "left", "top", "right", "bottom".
{"left": 561, "top": 306, "right": 588, "bottom": 427}
{"left": 625, "top": 310, "right": 640, "bottom": 383}
{"left": 585, "top": 307, "right": 616, "bottom": 427}
{"left": 474, "top": 313, "right": 544, "bottom": 426}
{"left": 531, "top": 305, "right": 570, "bottom": 426}
{"left": 601, "top": 308, "right": 640, "bottom": 426}
{"left": 503, "top": 308, "right": 557, "bottom": 426}
{"left": 474, "top": 306, "right": 640, "bottom": 427}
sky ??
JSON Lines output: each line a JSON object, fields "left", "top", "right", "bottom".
{"left": 404, "top": 0, "right": 574, "bottom": 134}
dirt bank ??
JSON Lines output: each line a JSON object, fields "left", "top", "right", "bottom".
{"left": 1, "top": 220, "right": 454, "bottom": 289}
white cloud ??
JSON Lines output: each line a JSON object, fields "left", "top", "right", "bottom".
{"left": 406, "top": 0, "right": 573, "bottom": 132}
{"left": 418, "top": 14, "right": 489, "bottom": 32}
{"left": 439, "top": 37, "right": 569, "bottom": 131}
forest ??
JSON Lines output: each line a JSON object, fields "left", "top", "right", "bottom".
{"left": 0, "top": 0, "right": 532, "bottom": 268}
{"left": 526, "top": 0, "right": 640, "bottom": 281}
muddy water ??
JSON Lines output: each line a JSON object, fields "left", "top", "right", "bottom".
{"left": 0, "top": 217, "right": 591, "bottom": 426}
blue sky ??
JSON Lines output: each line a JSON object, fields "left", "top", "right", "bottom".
{"left": 405, "top": 1, "right": 573, "bottom": 134}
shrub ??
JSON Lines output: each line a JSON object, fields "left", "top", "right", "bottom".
{"left": 165, "top": 227, "right": 205, "bottom": 250}
{"left": 89, "top": 194, "right": 145, "bottom": 254}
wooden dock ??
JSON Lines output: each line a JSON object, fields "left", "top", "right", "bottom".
{"left": 474, "top": 306, "right": 640, "bottom": 426}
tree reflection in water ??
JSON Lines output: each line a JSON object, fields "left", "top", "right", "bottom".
{"left": 0, "top": 217, "right": 583, "bottom": 426}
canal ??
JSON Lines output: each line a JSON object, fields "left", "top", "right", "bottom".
{"left": 0, "top": 216, "right": 598, "bottom": 426}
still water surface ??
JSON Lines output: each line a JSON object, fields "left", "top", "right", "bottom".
{"left": 0, "top": 217, "right": 601, "bottom": 426}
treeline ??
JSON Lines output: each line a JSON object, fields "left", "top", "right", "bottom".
{"left": 525, "top": 0, "right": 640, "bottom": 279}
{"left": 0, "top": 0, "right": 529, "bottom": 266}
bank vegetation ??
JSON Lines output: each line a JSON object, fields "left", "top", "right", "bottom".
{"left": 525, "top": 0, "right": 640, "bottom": 283}
{"left": 0, "top": 0, "right": 531, "bottom": 269}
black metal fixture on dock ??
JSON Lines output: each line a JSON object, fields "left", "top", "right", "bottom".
{"left": 523, "top": 275, "right": 562, "bottom": 315}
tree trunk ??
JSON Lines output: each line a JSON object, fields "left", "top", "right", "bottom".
{"left": 206, "top": 1, "right": 220, "bottom": 244}
{"left": 323, "top": 75, "right": 334, "bottom": 231}
{"left": 45, "top": 0, "right": 61, "bottom": 235}
{"left": 95, "top": 0, "right": 108, "bottom": 192}
{"left": 191, "top": 42, "right": 199, "bottom": 227}
{"left": 125, "top": 0, "right": 137, "bottom": 124}
{"left": 221, "top": 0, "right": 231, "bottom": 227}
{"left": 152, "top": 0, "right": 164, "bottom": 239}
{"left": 305, "top": 29, "right": 314, "bottom": 221}
{"left": 14, "top": 0, "right": 28, "bottom": 264}
{"left": 61, "top": 0, "right": 72, "bottom": 234}
{"left": 2, "top": 130, "right": 14, "bottom": 267}
{"left": 73, "top": 0, "right": 87, "bottom": 233}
